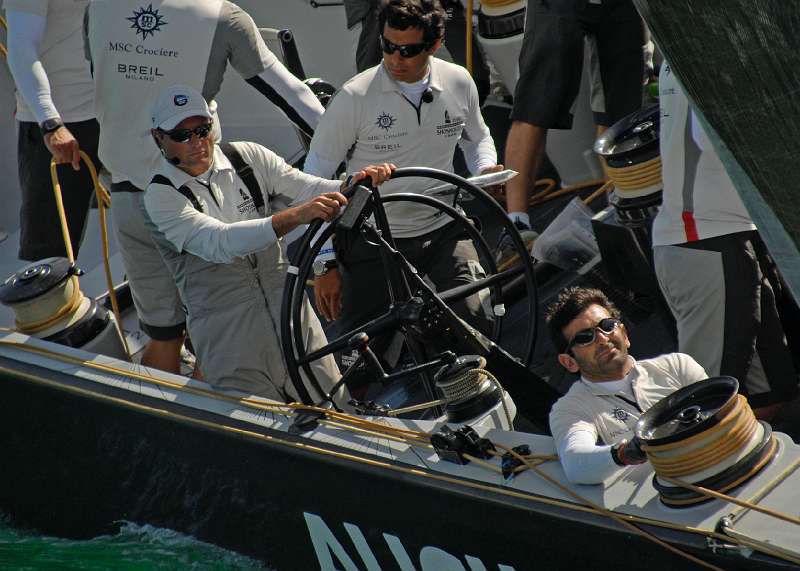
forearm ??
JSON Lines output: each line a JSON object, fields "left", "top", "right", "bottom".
{"left": 181, "top": 217, "right": 278, "bottom": 263}
{"left": 460, "top": 135, "right": 497, "bottom": 175}
{"left": 6, "top": 11, "right": 59, "bottom": 124}
{"left": 557, "top": 430, "right": 621, "bottom": 485}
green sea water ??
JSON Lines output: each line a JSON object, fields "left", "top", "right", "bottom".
{"left": 0, "top": 518, "right": 269, "bottom": 570}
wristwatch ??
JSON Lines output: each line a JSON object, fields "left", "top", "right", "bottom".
{"left": 312, "top": 258, "right": 338, "bottom": 277}
{"left": 40, "top": 117, "right": 64, "bottom": 136}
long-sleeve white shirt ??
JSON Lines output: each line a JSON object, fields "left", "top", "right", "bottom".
{"left": 144, "top": 142, "right": 340, "bottom": 264}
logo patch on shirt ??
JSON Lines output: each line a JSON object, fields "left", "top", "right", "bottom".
{"left": 127, "top": 4, "right": 167, "bottom": 40}
{"left": 237, "top": 187, "right": 255, "bottom": 214}
{"left": 375, "top": 112, "right": 396, "bottom": 131}
{"left": 612, "top": 407, "right": 630, "bottom": 422}
{"left": 436, "top": 110, "right": 464, "bottom": 137}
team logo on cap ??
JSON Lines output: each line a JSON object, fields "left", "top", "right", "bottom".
{"left": 375, "top": 112, "right": 396, "bottom": 131}
{"left": 128, "top": 4, "right": 167, "bottom": 40}
{"left": 174, "top": 95, "right": 189, "bottom": 106}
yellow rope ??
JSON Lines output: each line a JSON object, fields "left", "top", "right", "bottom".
{"left": 498, "top": 443, "right": 725, "bottom": 571}
{"left": 605, "top": 156, "right": 662, "bottom": 194}
{"left": 643, "top": 395, "right": 762, "bottom": 479}
{"left": 49, "top": 153, "right": 128, "bottom": 358}
{"left": 1, "top": 14, "right": 7, "bottom": 59}
{"left": 14, "top": 277, "right": 82, "bottom": 334}
{"left": 3, "top": 331, "right": 800, "bottom": 566}
{"left": 480, "top": 0, "right": 524, "bottom": 7}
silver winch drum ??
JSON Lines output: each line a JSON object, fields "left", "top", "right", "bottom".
{"left": 0, "top": 257, "right": 129, "bottom": 361}
{"left": 635, "top": 377, "right": 776, "bottom": 507}
{"left": 434, "top": 355, "right": 502, "bottom": 423}
{"left": 594, "top": 104, "right": 663, "bottom": 230}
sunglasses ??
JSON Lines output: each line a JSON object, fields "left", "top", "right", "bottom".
{"left": 565, "top": 318, "right": 621, "bottom": 352}
{"left": 158, "top": 122, "right": 213, "bottom": 143}
{"left": 380, "top": 35, "right": 431, "bottom": 58}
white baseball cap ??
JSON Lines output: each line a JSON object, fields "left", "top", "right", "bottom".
{"left": 151, "top": 84, "right": 212, "bottom": 130}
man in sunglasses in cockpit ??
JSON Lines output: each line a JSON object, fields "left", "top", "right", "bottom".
{"left": 546, "top": 286, "right": 708, "bottom": 485}
{"left": 306, "top": 0, "right": 501, "bottom": 340}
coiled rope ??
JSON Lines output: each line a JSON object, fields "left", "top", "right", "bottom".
{"left": 643, "top": 395, "right": 762, "bottom": 480}
{"left": 0, "top": 14, "right": 7, "bottom": 59}
{"left": 47, "top": 153, "right": 131, "bottom": 359}
{"left": 385, "top": 361, "right": 514, "bottom": 428}
{"left": 605, "top": 155, "right": 662, "bottom": 197}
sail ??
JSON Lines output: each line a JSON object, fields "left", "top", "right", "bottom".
{"left": 634, "top": 0, "right": 800, "bottom": 297}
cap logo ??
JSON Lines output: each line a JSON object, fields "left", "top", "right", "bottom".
{"left": 174, "top": 95, "right": 188, "bottom": 106}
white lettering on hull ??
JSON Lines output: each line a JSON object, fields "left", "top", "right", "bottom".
{"left": 304, "top": 512, "right": 518, "bottom": 571}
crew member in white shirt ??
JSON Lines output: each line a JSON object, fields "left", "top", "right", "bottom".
{"left": 85, "top": 0, "right": 326, "bottom": 374}
{"left": 143, "top": 85, "right": 394, "bottom": 400}
{"left": 652, "top": 62, "right": 799, "bottom": 422}
{"left": 307, "top": 0, "right": 501, "bottom": 338}
{"left": 4, "top": 0, "right": 99, "bottom": 261}
{"left": 546, "top": 286, "right": 708, "bottom": 485}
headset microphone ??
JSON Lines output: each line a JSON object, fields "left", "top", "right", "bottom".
{"left": 422, "top": 88, "right": 433, "bottom": 104}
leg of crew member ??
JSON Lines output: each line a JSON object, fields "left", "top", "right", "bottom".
{"left": 111, "top": 187, "right": 186, "bottom": 373}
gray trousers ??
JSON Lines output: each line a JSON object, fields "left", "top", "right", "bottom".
{"left": 654, "top": 231, "right": 799, "bottom": 408}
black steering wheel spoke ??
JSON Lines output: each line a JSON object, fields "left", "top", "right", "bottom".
{"left": 280, "top": 168, "right": 539, "bottom": 409}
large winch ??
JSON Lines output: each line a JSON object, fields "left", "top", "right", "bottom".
{"left": 594, "top": 104, "right": 663, "bottom": 249}
{"left": 0, "top": 258, "right": 129, "bottom": 360}
{"left": 636, "top": 377, "right": 776, "bottom": 507}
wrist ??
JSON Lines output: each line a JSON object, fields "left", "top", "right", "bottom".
{"left": 40, "top": 117, "right": 64, "bottom": 136}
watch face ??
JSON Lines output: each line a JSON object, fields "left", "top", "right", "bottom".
{"left": 312, "top": 259, "right": 325, "bottom": 276}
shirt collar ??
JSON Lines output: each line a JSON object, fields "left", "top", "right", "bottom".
{"left": 579, "top": 357, "right": 638, "bottom": 395}
{"left": 154, "top": 144, "right": 234, "bottom": 188}
{"left": 379, "top": 57, "right": 444, "bottom": 94}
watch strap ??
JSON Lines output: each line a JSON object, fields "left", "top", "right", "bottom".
{"left": 40, "top": 118, "right": 64, "bottom": 136}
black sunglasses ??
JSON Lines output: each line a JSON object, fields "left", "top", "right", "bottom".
{"left": 380, "top": 35, "right": 431, "bottom": 58}
{"left": 565, "top": 318, "right": 621, "bottom": 352}
{"left": 158, "top": 122, "right": 213, "bottom": 143}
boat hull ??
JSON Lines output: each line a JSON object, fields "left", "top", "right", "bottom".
{"left": 0, "top": 356, "right": 788, "bottom": 570}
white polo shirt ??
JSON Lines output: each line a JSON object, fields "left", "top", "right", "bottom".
{"left": 308, "top": 58, "right": 496, "bottom": 238}
{"left": 652, "top": 62, "right": 756, "bottom": 247}
{"left": 86, "top": 0, "right": 320, "bottom": 191}
{"left": 549, "top": 353, "right": 708, "bottom": 449}
{"left": 4, "top": 0, "right": 94, "bottom": 123}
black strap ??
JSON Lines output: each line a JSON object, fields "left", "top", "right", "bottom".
{"left": 219, "top": 142, "right": 265, "bottom": 212}
{"left": 615, "top": 394, "right": 643, "bottom": 413}
{"left": 150, "top": 174, "right": 204, "bottom": 213}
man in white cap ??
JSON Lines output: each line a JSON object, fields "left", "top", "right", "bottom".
{"left": 85, "top": 0, "right": 326, "bottom": 374}
{"left": 143, "top": 85, "right": 394, "bottom": 400}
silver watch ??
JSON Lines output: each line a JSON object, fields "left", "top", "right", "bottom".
{"left": 312, "top": 258, "right": 337, "bottom": 277}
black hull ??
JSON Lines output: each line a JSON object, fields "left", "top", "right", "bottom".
{"left": 0, "top": 357, "right": 790, "bottom": 570}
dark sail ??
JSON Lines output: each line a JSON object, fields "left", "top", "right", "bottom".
{"left": 634, "top": 0, "right": 800, "bottom": 296}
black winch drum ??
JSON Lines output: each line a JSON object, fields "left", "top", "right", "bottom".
{"left": 636, "top": 377, "right": 776, "bottom": 507}
{"left": 0, "top": 258, "right": 129, "bottom": 361}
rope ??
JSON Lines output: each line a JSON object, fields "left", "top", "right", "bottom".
{"left": 386, "top": 365, "right": 513, "bottom": 429}
{"left": 1, "top": 14, "right": 7, "bottom": 59}
{"left": 605, "top": 155, "right": 662, "bottom": 195}
{"left": 643, "top": 395, "right": 762, "bottom": 479}
{"left": 498, "top": 443, "right": 725, "bottom": 571}
{"left": 14, "top": 277, "right": 82, "bottom": 334}
{"left": 49, "top": 153, "right": 130, "bottom": 359}
{"left": 2, "top": 333, "right": 800, "bottom": 566}
{"left": 480, "top": 0, "right": 524, "bottom": 7}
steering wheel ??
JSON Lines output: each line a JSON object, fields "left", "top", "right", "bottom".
{"left": 280, "top": 167, "right": 539, "bottom": 408}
